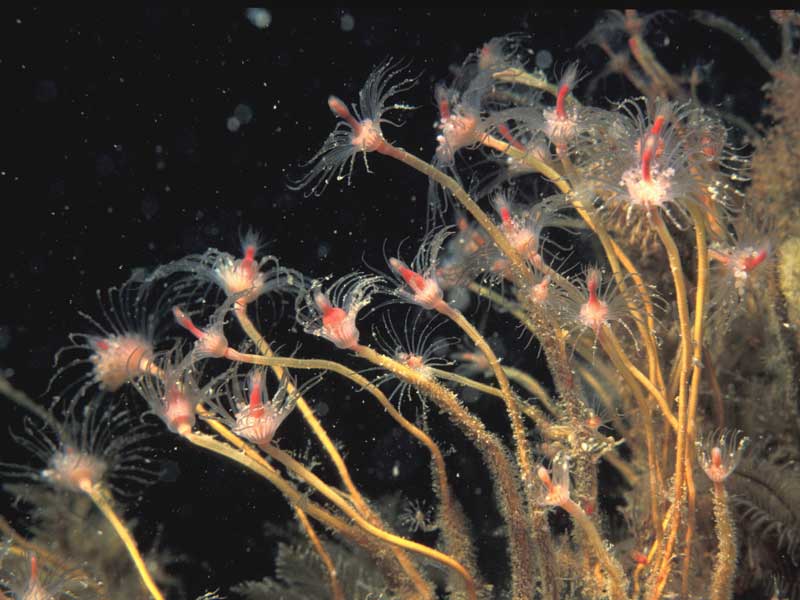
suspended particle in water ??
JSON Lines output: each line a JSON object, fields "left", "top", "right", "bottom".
{"left": 317, "top": 241, "right": 331, "bottom": 260}
{"left": 245, "top": 8, "right": 272, "bottom": 30}
{"left": 234, "top": 103, "right": 254, "bottom": 125}
{"left": 227, "top": 116, "right": 241, "bottom": 132}
{"left": 141, "top": 194, "right": 159, "bottom": 220}
{"left": 536, "top": 49, "right": 553, "bottom": 70}
{"left": 340, "top": 12, "right": 355, "bottom": 32}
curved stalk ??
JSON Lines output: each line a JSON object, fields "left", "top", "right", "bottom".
{"left": 79, "top": 482, "right": 164, "bottom": 600}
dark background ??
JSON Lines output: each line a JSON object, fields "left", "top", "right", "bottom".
{"left": 1, "top": 7, "right": 779, "bottom": 598}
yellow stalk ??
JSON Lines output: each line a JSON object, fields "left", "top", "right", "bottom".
{"left": 294, "top": 507, "right": 345, "bottom": 600}
{"left": 261, "top": 444, "right": 478, "bottom": 600}
{"left": 234, "top": 309, "right": 433, "bottom": 598}
{"left": 224, "top": 350, "right": 480, "bottom": 582}
{"left": 681, "top": 204, "right": 710, "bottom": 597}
{"left": 79, "top": 481, "right": 164, "bottom": 600}
{"left": 649, "top": 213, "right": 693, "bottom": 600}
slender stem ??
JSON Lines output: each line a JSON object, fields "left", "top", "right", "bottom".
{"left": 295, "top": 506, "right": 345, "bottom": 600}
{"left": 599, "top": 329, "right": 662, "bottom": 537}
{"left": 202, "top": 394, "right": 430, "bottom": 596}
{"left": 709, "top": 482, "right": 736, "bottom": 600}
{"left": 182, "top": 431, "right": 371, "bottom": 550}
{"left": 685, "top": 205, "right": 709, "bottom": 450}
{"left": 624, "top": 10, "right": 685, "bottom": 98}
{"left": 437, "top": 302, "right": 538, "bottom": 515}
{"left": 236, "top": 309, "right": 373, "bottom": 507}
{"left": 234, "top": 309, "right": 433, "bottom": 598}
{"left": 492, "top": 67, "right": 569, "bottom": 101}
{"left": 503, "top": 366, "right": 558, "bottom": 416}
{"left": 704, "top": 347, "right": 725, "bottom": 428}
{"left": 482, "top": 134, "right": 571, "bottom": 194}
{"left": 650, "top": 213, "right": 693, "bottom": 600}
{"left": 432, "top": 366, "right": 556, "bottom": 434}
{"left": 595, "top": 39, "right": 653, "bottom": 96}
{"left": 226, "top": 350, "right": 479, "bottom": 582}
{"left": 601, "top": 328, "right": 677, "bottom": 430}
{"left": 479, "top": 138, "right": 668, "bottom": 409}
{"left": 561, "top": 497, "right": 630, "bottom": 600}
{"left": 378, "top": 144, "right": 533, "bottom": 287}
{"left": 352, "top": 343, "right": 540, "bottom": 600}
{"left": 185, "top": 425, "right": 446, "bottom": 597}
{"left": 262, "top": 444, "right": 478, "bottom": 600}
{"left": 693, "top": 11, "right": 776, "bottom": 75}
{"left": 682, "top": 204, "right": 709, "bottom": 598}
{"left": 80, "top": 482, "right": 165, "bottom": 600}
{"left": 574, "top": 364, "right": 630, "bottom": 440}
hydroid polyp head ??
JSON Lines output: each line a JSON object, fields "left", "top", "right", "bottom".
{"left": 53, "top": 278, "right": 163, "bottom": 397}
{"left": 88, "top": 333, "right": 155, "bottom": 392}
{"left": 327, "top": 96, "right": 385, "bottom": 153}
{"left": 560, "top": 266, "right": 641, "bottom": 347}
{"left": 295, "top": 273, "right": 382, "bottom": 350}
{"left": 709, "top": 237, "right": 772, "bottom": 299}
{"left": 537, "top": 456, "right": 571, "bottom": 508}
{"left": 133, "top": 344, "right": 199, "bottom": 435}
{"left": 0, "top": 552, "right": 96, "bottom": 600}
{"left": 579, "top": 268, "right": 610, "bottom": 334}
{"left": 44, "top": 446, "right": 107, "bottom": 493}
{"left": 602, "top": 99, "right": 714, "bottom": 225}
{"left": 207, "top": 368, "right": 318, "bottom": 449}
{"left": 491, "top": 191, "right": 541, "bottom": 265}
{"left": 388, "top": 258, "right": 444, "bottom": 312}
{"left": 237, "top": 371, "right": 298, "bottom": 447}
{"left": 144, "top": 243, "right": 298, "bottom": 311}
{"left": 527, "top": 274, "right": 552, "bottom": 307}
{"left": 290, "top": 58, "right": 416, "bottom": 196}
{"left": 386, "top": 227, "right": 452, "bottom": 311}
{"left": 697, "top": 429, "right": 749, "bottom": 484}
{"left": 372, "top": 310, "right": 455, "bottom": 410}
{"left": 315, "top": 292, "right": 360, "bottom": 350}
{"left": 434, "top": 84, "right": 481, "bottom": 164}
{"left": 3, "top": 395, "right": 158, "bottom": 500}
{"left": 543, "top": 63, "right": 583, "bottom": 148}
{"left": 487, "top": 192, "right": 574, "bottom": 277}
{"left": 172, "top": 306, "right": 230, "bottom": 360}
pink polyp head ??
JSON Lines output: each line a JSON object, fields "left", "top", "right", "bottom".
{"left": 579, "top": 271, "right": 609, "bottom": 333}
{"left": 698, "top": 429, "right": 749, "bottom": 484}
{"left": 315, "top": 293, "right": 359, "bottom": 349}
{"left": 215, "top": 257, "right": 267, "bottom": 304}
{"left": 742, "top": 246, "right": 768, "bottom": 272}
{"left": 162, "top": 385, "right": 196, "bottom": 435}
{"left": 389, "top": 258, "right": 444, "bottom": 311}
{"left": 350, "top": 118, "right": 384, "bottom": 152}
{"left": 537, "top": 463, "right": 570, "bottom": 507}
{"left": 247, "top": 370, "right": 266, "bottom": 416}
{"left": 234, "top": 406, "right": 280, "bottom": 448}
{"left": 44, "top": 446, "right": 107, "bottom": 492}
{"left": 90, "top": 334, "right": 154, "bottom": 391}
{"left": 530, "top": 276, "right": 550, "bottom": 305}
{"left": 322, "top": 314, "right": 360, "bottom": 349}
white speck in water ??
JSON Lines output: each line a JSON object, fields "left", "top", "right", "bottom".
{"left": 536, "top": 50, "right": 553, "bottom": 70}
{"left": 340, "top": 13, "right": 355, "bottom": 32}
{"left": 234, "top": 103, "right": 254, "bottom": 124}
{"left": 245, "top": 8, "right": 272, "bottom": 30}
